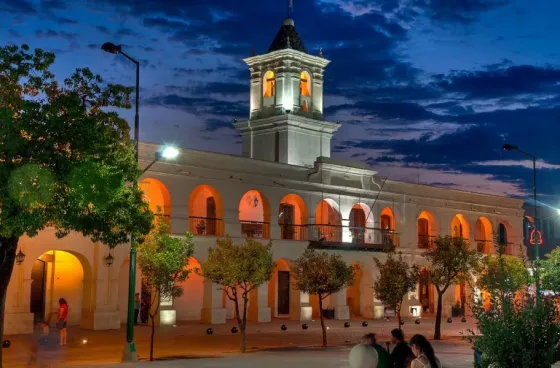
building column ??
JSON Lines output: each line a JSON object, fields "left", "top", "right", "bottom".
{"left": 342, "top": 219, "right": 352, "bottom": 243}
{"left": 201, "top": 280, "right": 227, "bottom": 324}
{"left": 329, "top": 290, "right": 350, "bottom": 320}
{"left": 223, "top": 209, "right": 242, "bottom": 237}
{"left": 248, "top": 284, "right": 271, "bottom": 322}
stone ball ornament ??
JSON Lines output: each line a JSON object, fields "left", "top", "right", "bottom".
{"left": 349, "top": 343, "right": 378, "bottom": 368}
{"left": 2, "top": 340, "right": 10, "bottom": 349}
{"left": 447, "top": 318, "right": 453, "bottom": 323}
{"left": 344, "top": 321, "right": 350, "bottom": 328}
{"left": 461, "top": 317, "right": 467, "bottom": 323}
{"left": 302, "top": 323, "right": 308, "bottom": 330}
{"left": 281, "top": 324, "right": 287, "bottom": 331}
{"left": 362, "top": 321, "right": 368, "bottom": 327}
{"left": 206, "top": 328, "right": 214, "bottom": 335}
{"left": 231, "top": 327, "right": 238, "bottom": 334}
{"left": 415, "top": 319, "right": 421, "bottom": 325}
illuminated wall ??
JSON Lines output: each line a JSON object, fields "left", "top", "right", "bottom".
{"left": 174, "top": 258, "right": 204, "bottom": 321}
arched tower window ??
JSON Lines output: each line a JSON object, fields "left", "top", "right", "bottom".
{"left": 300, "top": 71, "right": 311, "bottom": 97}
{"left": 263, "top": 71, "right": 275, "bottom": 98}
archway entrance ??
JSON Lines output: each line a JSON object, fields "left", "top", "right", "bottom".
{"left": 314, "top": 199, "right": 342, "bottom": 242}
{"left": 189, "top": 185, "right": 224, "bottom": 236}
{"left": 268, "top": 258, "right": 301, "bottom": 319}
{"left": 30, "top": 250, "right": 92, "bottom": 326}
{"left": 417, "top": 211, "right": 437, "bottom": 249}
{"left": 451, "top": 214, "right": 470, "bottom": 240}
{"left": 475, "top": 217, "right": 493, "bottom": 254}
{"left": 174, "top": 257, "right": 204, "bottom": 321}
{"left": 278, "top": 194, "right": 308, "bottom": 240}
{"left": 239, "top": 190, "right": 271, "bottom": 239}
{"left": 346, "top": 263, "right": 362, "bottom": 317}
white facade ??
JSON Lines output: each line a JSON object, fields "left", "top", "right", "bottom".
{"left": 3, "top": 16, "right": 526, "bottom": 335}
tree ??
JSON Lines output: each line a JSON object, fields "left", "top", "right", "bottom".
{"left": 541, "top": 247, "right": 560, "bottom": 295}
{"left": 199, "top": 237, "right": 274, "bottom": 353}
{"left": 478, "top": 251, "right": 529, "bottom": 303}
{"left": 138, "top": 213, "right": 194, "bottom": 361}
{"left": 291, "top": 249, "right": 357, "bottom": 347}
{"left": 466, "top": 244, "right": 559, "bottom": 367}
{"left": 421, "top": 235, "right": 480, "bottom": 340}
{"left": 0, "top": 45, "right": 152, "bottom": 366}
{"left": 373, "top": 252, "right": 420, "bottom": 329}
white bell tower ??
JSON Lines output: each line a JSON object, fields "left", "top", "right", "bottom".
{"left": 234, "top": 17, "right": 340, "bottom": 167}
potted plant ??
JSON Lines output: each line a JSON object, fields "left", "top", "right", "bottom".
{"left": 196, "top": 220, "right": 206, "bottom": 235}
{"left": 452, "top": 300, "right": 464, "bottom": 317}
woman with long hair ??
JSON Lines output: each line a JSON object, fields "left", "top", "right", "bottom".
{"left": 57, "top": 298, "right": 68, "bottom": 346}
{"left": 409, "top": 334, "right": 441, "bottom": 368}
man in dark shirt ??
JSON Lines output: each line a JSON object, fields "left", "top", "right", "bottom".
{"left": 389, "top": 329, "right": 414, "bottom": 368}
{"left": 362, "top": 333, "right": 390, "bottom": 368}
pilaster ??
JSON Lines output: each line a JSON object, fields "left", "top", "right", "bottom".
{"left": 201, "top": 280, "right": 226, "bottom": 324}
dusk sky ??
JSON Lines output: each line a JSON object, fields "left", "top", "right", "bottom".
{"left": 2, "top": 0, "right": 560, "bottom": 203}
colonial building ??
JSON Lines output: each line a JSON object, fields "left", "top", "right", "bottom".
{"left": 523, "top": 203, "right": 560, "bottom": 259}
{"left": 4, "top": 16, "right": 525, "bottom": 335}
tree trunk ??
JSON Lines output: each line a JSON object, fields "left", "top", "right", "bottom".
{"left": 0, "top": 236, "right": 19, "bottom": 368}
{"left": 149, "top": 292, "right": 160, "bottom": 361}
{"left": 434, "top": 289, "right": 444, "bottom": 340}
{"left": 232, "top": 289, "right": 245, "bottom": 353}
{"left": 396, "top": 308, "right": 401, "bottom": 331}
{"left": 150, "top": 314, "right": 155, "bottom": 361}
{"left": 318, "top": 295, "right": 327, "bottom": 347}
{"left": 242, "top": 291, "right": 249, "bottom": 354}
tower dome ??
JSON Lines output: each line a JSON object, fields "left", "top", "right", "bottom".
{"left": 268, "top": 18, "right": 307, "bottom": 53}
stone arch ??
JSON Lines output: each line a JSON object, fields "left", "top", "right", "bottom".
{"left": 29, "top": 250, "right": 93, "bottom": 327}
{"left": 380, "top": 206, "right": 397, "bottom": 246}
{"left": 174, "top": 257, "right": 205, "bottom": 321}
{"left": 268, "top": 258, "right": 301, "bottom": 320}
{"left": 451, "top": 214, "right": 470, "bottom": 240}
{"left": 140, "top": 178, "right": 172, "bottom": 223}
{"left": 188, "top": 184, "right": 224, "bottom": 236}
{"left": 314, "top": 199, "right": 342, "bottom": 242}
{"left": 417, "top": 210, "right": 438, "bottom": 248}
{"left": 348, "top": 203, "right": 375, "bottom": 244}
{"left": 475, "top": 217, "right": 493, "bottom": 254}
{"left": 239, "top": 190, "right": 271, "bottom": 238}
{"left": 278, "top": 194, "right": 308, "bottom": 240}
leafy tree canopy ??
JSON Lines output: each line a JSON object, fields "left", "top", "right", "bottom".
{"left": 0, "top": 44, "right": 152, "bottom": 245}
{"left": 292, "top": 248, "right": 357, "bottom": 298}
{"left": 478, "top": 254, "right": 529, "bottom": 296}
{"left": 373, "top": 252, "right": 420, "bottom": 325}
{"left": 541, "top": 247, "right": 560, "bottom": 295}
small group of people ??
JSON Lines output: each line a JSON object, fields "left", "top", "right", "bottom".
{"left": 361, "top": 329, "right": 440, "bottom": 368}
{"left": 134, "top": 292, "right": 150, "bottom": 324}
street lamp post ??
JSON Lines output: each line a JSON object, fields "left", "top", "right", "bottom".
{"left": 502, "top": 143, "right": 541, "bottom": 300}
{"left": 502, "top": 144, "right": 538, "bottom": 259}
{"left": 101, "top": 42, "right": 140, "bottom": 362}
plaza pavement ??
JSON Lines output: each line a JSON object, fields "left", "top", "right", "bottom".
{"left": 4, "top": 317, "right": 479, "bottom": 367}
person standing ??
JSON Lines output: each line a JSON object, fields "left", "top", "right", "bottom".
{"left": 389, "top": 329, "right": 414, "bottom": 368}
{"left": 362, "top": 333, "right": 390, "bottom": 368}
{"left": 409, "top": 334, "right": 441, "bottom": 368}
{"left": 57, "top": 298, "right": 68, "bottom": 346}
{"left": 134, "top": 293, "right": 141, "bottom": 325}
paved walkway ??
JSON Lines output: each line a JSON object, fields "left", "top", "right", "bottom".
{"left": 4, "top": 317, "right": 478, "bottom": 367}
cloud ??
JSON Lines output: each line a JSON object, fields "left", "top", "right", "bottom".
{"left": 474, "top": 160, "right": 560, "bottom": 170}
{"left": 414, "top": 0, "right": 509, "bottom": 24}
{"left": 0, "top": 0, "right": 36, "bottom": 14}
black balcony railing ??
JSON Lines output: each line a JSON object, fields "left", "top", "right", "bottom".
{"left": 310, "top": 224, "right": 343, "bottom": 242}
{"left": 280, "top": 224, "right": 308, "bottom": 241}
{"left": 418, "top": 234, "right": 436, "bottom": 249}
{"left": 190, "top": 216, "right": 223, "bottom": 236}
{"left": 475, "top": 240, "right": 492, "bottom": 253}
{"left": 240, "top": 221, "right": 270, "bottom": 239}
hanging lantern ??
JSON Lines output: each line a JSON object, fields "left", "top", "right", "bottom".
{"left": 15, "top": 250, "right": 25, "bottom": 265}
{"left": 105, "top": 253, "right": 114, "bottom": 267}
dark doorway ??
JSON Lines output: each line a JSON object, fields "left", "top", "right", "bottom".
{"left": 30, "top": 259, "right": 47, "bottom": 323}
{"left": 277, "top": 271, "right": 290, "bottom": 315}
{"left": 417, "top": 218, "right": 429, "bottom": 248}
{"left": 206, "top": 196, "right": 216, "bottom": 235}
{"left": 280, "top": 204, "right": 294, "bottom": 240}
{"left": 349, "top": 207, "right": 366, "bottom": 243}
